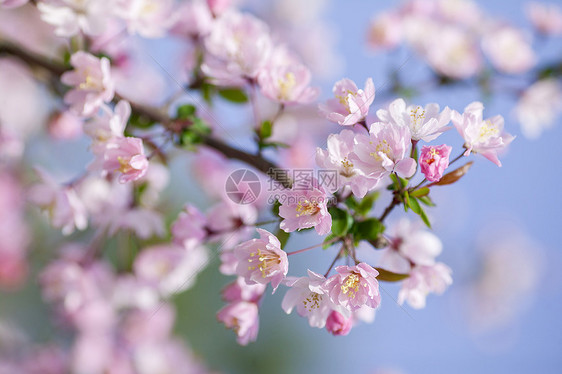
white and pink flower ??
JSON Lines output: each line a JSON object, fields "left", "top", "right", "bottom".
{"left": 350, "top": 122, "right": 416, "bottom": 180}
{"left": 216, "top": 301, "right": 259, "bottom": 345}
{"left": 452, "top": 102, "right": 514, "bottom": 166}
{"left": 376, "top": 99, "right": 451, "bottom": 142}
{"left": 37, "top": 0, "right": 110, "bottom": 37}
{"left": 102, "top": 137, "right": 148, "bottom": 183}
{"left": 325, "top": 263, "right": 381, "bottom": 312}
{"left": 234, "top": 228, "right": 288, "bottom": 292}
{"left": 482, "top": 26, "right": 536, "bottom": 74}
{"left": 319, "top": 77, "right": 375, "bottom": 126}
{"left": 398, "top": 263, "right": 452, "bottom": 309}
{"left": 171, "top": 204, "right": 208, "bottom": 248}
{"left": 61, "top": 52, "right": 114, "bottom": 117}
{"left": 258, "top": 62, "right": 318, "bottom": 105}
{"left": 526, "top": 2, "right": 562, "bottom": 36}
{"left": 115, "top": 0, "right": 174, "bottom": 38}
{"left": 0, "top": 0, "right": 28, "bottom": 8}
{"left": 278, "top": 178, "right": 332, "bottom": 235}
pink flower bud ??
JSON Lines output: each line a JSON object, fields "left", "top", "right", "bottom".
{"left": 326, "top": 310, "right": 352, "bottom": 336}
{"left": 419, "top": 144, "right": 452, "bottom": 182}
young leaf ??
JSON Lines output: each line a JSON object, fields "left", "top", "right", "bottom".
{"left": 276, "top": 229, "right": 290, "bottom": 249}
{"left": 329, "top": 207, "right": 353, "bottom": 236}
{"left": 374, "top": 267, "right": 410, "bottom": 282}
{"left": 260, "top": 120, "right": 273, "bottom": 139}
{"left": 356, "top": 192, "right": 379, "bottom": 216}
{"left": 218, "top": 88, "right": 249, "bottom": 103}
{"left": 176, "top": 104, "right": 196, "bottom": 119}
{"left": 419, "top": 207, "right": 431, "bottom": 228}
{"left": 351, "top": 218, "right": 384, "bottom": 242}
{"left": 322, "top": 233, "right": 339, "bottom": 249}
{"left": 403, "top": 190, "right": 410, "bottom": 212}
{"left": 433, "top": 161, "right": 473, "bottom": 186}
{"left": 408, "top": 196, "right": 421, "bottom": 214}
{"left": 410, "top": 187, "right": 429, "bottom": 198}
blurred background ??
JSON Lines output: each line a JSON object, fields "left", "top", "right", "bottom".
{"left": 1, "top": 0, "right": 561, "bottom": 373}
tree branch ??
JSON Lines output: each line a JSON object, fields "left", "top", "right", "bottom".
{"left": 0, "top": 41, "right": 287, "bottom": 186}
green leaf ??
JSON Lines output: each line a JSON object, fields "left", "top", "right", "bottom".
{"left": 129, "top": 112, "right": 156, "bottom": 129}
{"left": 410, "top": 187, "right": 429, "bottom": 198}
{"left": 260, "top": 120, "right": 272, "bottom": 139}
{"left": 418, "top": 195, "right": 435, "bottom": 206}
{"left": 403, "top": 190, "right": 410, "bottom": 212}
{"left": 351, "top": 218, "right": 384, "bottom": 243}
{"left": 322, "top": 233, "right": 339, "bottom": 249}
{"left": 419, "top": 208, "right": 431, "bottom": 228}
{"left": 176, "top": 104, "right": 196, "bottom": 119}
{"left": 408, "top": 196, "right": 421, "bottom": 215}
{"left": 356, "top": 192, "right": 379, "bottom": 216}
{"left": 374, "top": 267, "right": 410, "bottom": 282}
{"left": 344, "top": 196, "right": 358, "bottom": 211}
{"left": 218, "top": 88, "right": 249, "bottom": 103}
{"left": 329, "top": 207, "right": 353, "bottom": 236}
{"left": 276, "top": 229, "right": 290, "bottom": 249}
{"left": 271, "top": 200, "right": 281, "bottom": 217}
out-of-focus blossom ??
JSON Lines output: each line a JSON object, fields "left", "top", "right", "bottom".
{"left": 319, "top": 78, "right": 375, "bottom": 126}
{"left": 398, "top": 263, "right": 452, "bottom": 309}
{"left": 514, "top": 78, "right": 562, "bottom": 139}
{"left": 37, "top": 0, "right": 110, "bottom": 37}
{"left": 452, "top": 102, "right": 514, "bottom": 166}
{"left": 421, "top": 25, "right": 482, "bottom": 79}
{"left": 258, "top": 62, "right": 319, "bottom": 105}
{"left": 84, "top": 101, "right": 130, "bottom": 142}
{"left": 206, "top": 200, "right": 257, "bottom": 248}
{"left": 350, "top": 122, "right": 417, "bottom": 180}
{"left": 482, "top": 26, "right": 536, "bottom": 74}
{"left": 216, "top": 301, "right": 259, "bottom": 345}
{"left": 367, "top": 11, "right": 403, "bottom": 50}
{"left": 29, "top": 169, "right": 88, "bottom": 235}
{"left": 61, "top": 52, "right": 115, "bottom": 117}
{"left": 376, "top": 99, "right": 451, "bottom": 142}
{"left": 526, "top": 2, "right": 562, "bottom": 35}
{"left": 278, "top": 178, "right": 332, "bottom": 235}
{"left": 325, "top": 263, "right": 381, "bottom": 312}
{"left": 134, "top": 243, "right": 208, "bottom": 297}
{"left": 379, "top": 218, "right": 443, "bottom": 274}
{"left": 47, "top": 111, "right": 83, "bottom": 140}
{"left": 325, "top": 310, "right": 353, "bottom": 336}
{"left": 171, "top": 0, "right": 213, "bottom": 38}
{"left": 222, "top": 276, "right": 266, "bottom": 303}
{"left": 202, "top": 11, "right": 272, "bottom": 85}
{"left": 316, "top": 129, "right": 379, "bottom": 197}
{"left": 102, "top": 136, "right": 148, "bottom": 183}
{"left": 0, "top": 0, "right": 28, "bottom": 8}
{"left": 0, "top": 127, "right": 24, "bottom": 161}
{"left": 115, "top": 0, "right": 174, "bottom": 38}
{"left": 419, "top": 144, "right": 452, "bottom": 182}
{"left": 234, "top": 228, "right": 288, "bottom": 292}
{"left": 171, "top": 204, "right": 208, "bottom": 248}
{"left": 282, "top": 270, "right": 344, "bottom": 328}
{"left": 207, "top": 0, "right": 231, "bottom": 16}
{"left": 435, "top": 0, "right": 483, "bottom": 26}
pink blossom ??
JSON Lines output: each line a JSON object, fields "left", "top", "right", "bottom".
{"left": 282, "top": 270, "right": 345, "bottom": 328}
{"left": 315, "top": 129, "right": 379, "bottom": 198}
{"left": 206, "top": 200, "right": 257, "bottom": 249}
{"left": 207, "top": 0, "right": 231, "bottom": 16}
{"left": 0, "top": 0, "right": 28, "bottom": 8}
{"left": 29, "top": 168, "right": 88, "bottom": 235}
{"left": 367, "top": 11, "right": 403, "bottom": 50}
{"left": 102, "top": 137, "right": 148, "bottom": 183}
{"left": 419, "top": 144, "right": 452, "bottom": 182}
{"left": 325, "top": 310, "right": 352, "bottom": 336}
{"left": 398, "top": 263, "right": 452, "bottom": 309}
{"left": 47, "top": 111, "right": 83, "bottom": 140}
{"left": 526, "top": 2, "right": 562, "bottom": 35}
{"left": 134, "top": 243, "right": 208, "bottom": 297}
{"left": 325, "top": 263, "right": 381, "bottom": 311}
{"left": 258, "top": 62, "right": 319, "bottom": 105}
{"left": 222, "top": 276, "right": 266, "bottom": 303}
{"left": 376, "top": 98, "right": 451, "bottom": 142}
{"left": 452, "top": 102, "right": 515, "bottom": 166}
{"left": 170, "top": 0, "right": 213, "bottom": 37}
{"left": 202, "top": 11, "right": 272, "bottom": 85}
{"left": 216, "top": 301, "right": 259, "bottom": 345}
{"left": 350, "top": 122, "right": 417, "bottom": 180}
{"left": 84, "top": 101, "right": 130, "bottom": 142}
{"left": 61, "top": 52, "right": 114, "bottom": 117}
{"left": 482, "top": 26, "right": 536, "bottom": 74}
{"left": 514, "top": 78, "right": 562, "bottom": 139}
{"left": 319, "top": 77, "right": 375, "bottom": 126}
{"left": 115, "top": 0, "right": 174, "bottom": 38}
{"left": 171, "top": 204, "right": 208, "bottom": 248}
{"left": 37, "top": 0, "right": 110, "bottom": 37}
{"left": 278, "top": 178, "right": 332, "bottom": 235}
{"left": 379, "top": 218, "right": 443, "bottom": 274}
{"left": 234, "top": 228, "right": 288, "bottom": 292}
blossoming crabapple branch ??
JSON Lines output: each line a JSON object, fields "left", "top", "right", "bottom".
{"left": 0, "top": 41, "right": 290, "bottom": 187}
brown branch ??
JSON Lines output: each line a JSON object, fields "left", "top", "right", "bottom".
{"left": 1, "top": 41, "right": 287, "bottom": 186}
